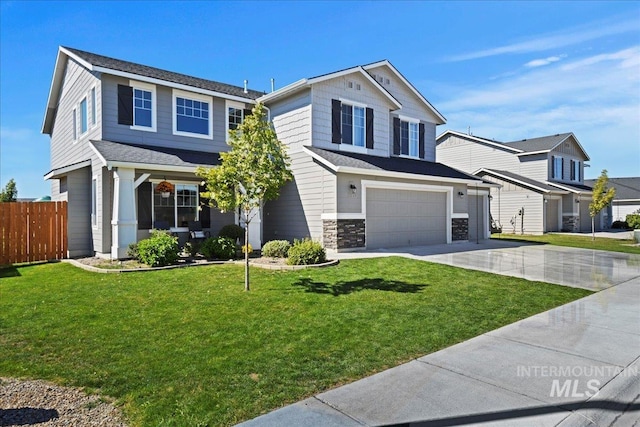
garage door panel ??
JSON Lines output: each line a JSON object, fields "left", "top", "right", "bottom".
{"left": 366, "top": 188, "right": 447, "bottom": 249}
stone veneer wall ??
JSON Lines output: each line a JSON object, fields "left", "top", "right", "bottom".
{"left": 562, "top": 216, "right": 579, "bottom": 232}
{"left": 323, "top": 219, "right": 366, "bottom": 250}
{"left": 452, "top": 218, "right": 469, "bottom": 241}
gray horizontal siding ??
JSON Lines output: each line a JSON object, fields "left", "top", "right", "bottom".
{"left": 436, "top": 135, "right": 521, "bottom": 174}
{"left": 101, "top": 74, "right": 239, "bottom": 154}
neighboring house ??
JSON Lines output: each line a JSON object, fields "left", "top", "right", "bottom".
{"left": 436, "top": 130, "right": 601, "bottom": 234}
{"left": 43, "top": 47, "right": 492, "bottom": 259}
{"left": 585, "top": 177, "right": 640, "bottom": 226}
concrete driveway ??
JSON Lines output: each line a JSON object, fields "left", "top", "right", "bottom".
{"left": 239, "top": 242, "right": 640, "bottom": 426}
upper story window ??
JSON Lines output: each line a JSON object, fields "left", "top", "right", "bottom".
{"left": 134, "top": 89, "right": 153, "bottom": 127}
{"left": 393, "top": 116, "right": 424, "bottom": 159}
{"left": 331, "top": 99, "right": 373, "bottom": 149}
{"left": 570, "top": 159, "right": 581, "bottom": 182}
{"left": 552, "top": 155, "right": 563, "bottom": 179}
{"left": 173, "top": 90, "right": 212, "bottom": 139}
{"left": 226, "top": 100, "right": 253, "bottom": 139}
{"left": 80, "top": 97, "right": 88, "bottom": 134}
{"left": 118, "top": 81, "right": 156, "bottom": 132}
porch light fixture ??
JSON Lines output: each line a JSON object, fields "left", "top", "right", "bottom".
{"left": 349, "top": 183, "right": 357, "bottom": 194}
{"left": 458, "top": 191, "right": 465, "bottom": 198}
{"left": 576, "top": 199, "right": 580, "bottom": 204}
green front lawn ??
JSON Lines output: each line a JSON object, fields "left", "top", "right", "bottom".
{"left": 493, "top": 232, "right": 640, "bottom": 254}
{"left": 0, "top": 258, "right": 591, "bottom": 426}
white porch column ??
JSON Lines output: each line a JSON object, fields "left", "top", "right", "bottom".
{"left": 111, "top": 167, "right": 137, "bottom": 259}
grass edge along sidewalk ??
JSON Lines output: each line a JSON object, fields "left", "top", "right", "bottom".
{"left": 0, "top": 257, "right": 591, "bottom": 426}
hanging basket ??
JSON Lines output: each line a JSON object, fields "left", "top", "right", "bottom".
{"left": 155, "top": 180, "right": 174, "bottom": 194}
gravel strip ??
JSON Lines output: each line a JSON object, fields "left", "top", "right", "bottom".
{"left": 0, "top": 378, "right": 127, "bottom": 426}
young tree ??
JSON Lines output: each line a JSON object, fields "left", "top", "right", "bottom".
{"left": 0, "top": 178, "right": 17, "bottom": 202}
{"left": 589, "top": 169, "right": 616, "bottom": 240}
{"left": 196, "top": 102, "right": 292, "bottom": 291}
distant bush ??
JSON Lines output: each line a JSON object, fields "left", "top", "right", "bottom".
{"left": 126, "top": 242, "right": 139, "bottom": 260}
{"left": 626, "top": 214, "right": 640, "bottom": 230}
{"left": 136, "top": 230, "right": 179, "bottom": 267}
{"left": 261, "top": 240, "right": 291, "bottom": 258}
{"left": 218, "top": 224, "right": 245, "bottom": 242}
{"left": 183, "top": 241, "right": 200, "bottom": 257}
{"left": 611, "top": 220, "right": 630, "bottom": 229}
{"left": 201, "top": 236, "right": 236, "bottom": 260}
{"left": 287, "top": 238, "right": 326, "bottom": 266}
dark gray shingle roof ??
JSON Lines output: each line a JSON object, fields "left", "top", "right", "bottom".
{"left": 478, "top": 169, "right": 563, "bottom": 193}
{"left": 64, "top": 47, "right": 264, "bottom": 100}
{"left": 585, "top": 177, "right": 640, "bottom": 200}
{"left": 306, "top": 147, "right": 482, "bottom": 181}
{"left": 547, "top": 181, "right": 593, "bottom": 193}
{"left": 91, "top": 140, "right": 220, "bottom": 168}
{"left": 505, "top": 133, "right": 572, "bottom": 153}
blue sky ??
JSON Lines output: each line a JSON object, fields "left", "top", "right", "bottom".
{"left": 1, "top": 1, "right": 638, "bottom": 198}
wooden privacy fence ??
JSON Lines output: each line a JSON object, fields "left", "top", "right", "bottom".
{"left": 0, "top": 202, "right": 67, "bottom": 265}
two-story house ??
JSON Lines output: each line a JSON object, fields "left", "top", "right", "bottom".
{"left": 43, "top": 47, "right": 493, "bottom": 259}
{"left": 258, "top": 61, "right": 495, "bottom": 249}
{"left": 42, "top": 47, "right": 261, "bottom": 258}
{"left": 436, "top": 130, "right": 599, "bottom": 234}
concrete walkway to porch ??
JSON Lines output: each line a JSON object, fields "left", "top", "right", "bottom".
{"left": 239, "top": 241, "right": 640, "bottom": 426}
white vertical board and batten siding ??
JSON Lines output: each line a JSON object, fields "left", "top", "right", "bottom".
{"left": 50, "top": 58, "right": 102, "bottom": 171}
{"left": 101, "top": 74, "right": 234, "bottom": 154}
{"left": 263, "top": 100, "right": 336, "bottom": 243}
{"left": 550, "top": 141, "right": 586, "bottom": 183}
{"left": 311, "top": 74, "right": 390, "bottom": 157}
{"left": 366, "top": 65, "right": 440, "bottom": 161}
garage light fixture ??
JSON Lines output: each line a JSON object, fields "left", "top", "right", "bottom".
{"left": 349, "top": 183, "right": 357, "bottom": 194}
{"left": 457, "top": 191, "right": 465, "bottom": 198}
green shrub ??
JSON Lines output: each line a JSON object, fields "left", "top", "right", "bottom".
{"left": 611, "top": 220, "right": 629, "bottom": 229}
{"left": 136, "top": 230, "right": 180, "bottom": 267}
{"left": 126, "top": 242, "right": 139, "bottom": 260}
{"left": 218, "top": 224, "right": 245, "bottom": 242}
{"left": 626, "top": 214, "right": 640, "bottom": 230}
{"left": 262, "top": 240, "right": 291, "bottom": 258}
{"left": 201, "top": 236, "right": 236, "bottom": 260}
{"left": 287, "top": 238, "right": 326, "bottom": 265}
{"left": 183, "top": 241, "right": 200, "bottom": 257}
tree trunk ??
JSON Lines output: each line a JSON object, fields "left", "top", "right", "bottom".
{"left": 591, "top": 216, "right": 595, "bottom": 241}
{"left": 244, "top": 221, "right": 250, "bottom": 291}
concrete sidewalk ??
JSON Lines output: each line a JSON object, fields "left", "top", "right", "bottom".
{"left": 239, "top": 245, "right": 640, "bottom": 426}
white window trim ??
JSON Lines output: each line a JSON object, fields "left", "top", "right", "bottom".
{"left": 172, "top": 89, "right": 213, "bottom": 139}
{"left": 90, "top": 85, "right": 97, "bottom": 128}
{"left": 79, "top": 97, "right": 88, "bottom": 135}
{"left": 339, "top": 98, "right": 367, "bottom": 148}
{"left": 72, "top": 107, "right": 78, "bottom": 143}
{"left": 225, "top": 100, "right": 246, "bottom": 142}
{"left": 339, "top": 144, "right": 368, "bottom": 154}
{"left": 398, "top": 115, "right": 420, "bottom": 159}
{"left": 130, "top": 80, "right": 157, "bottom": 132}
{"left": 150, "top": 180, "right": 200, "bottom": 231}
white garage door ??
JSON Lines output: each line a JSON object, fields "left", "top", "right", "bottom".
{"left": 366, "top": 188, "right": 447, "bottom": 249}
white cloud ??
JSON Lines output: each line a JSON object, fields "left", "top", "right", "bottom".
{"left": 444, "top": 16, "right": 638, "bottom": 62}
{"left": 436, "top": 46, "right": 640, "bottom": 178}
{"left": 524, "top": 55, "right": 566, "bottom": 68}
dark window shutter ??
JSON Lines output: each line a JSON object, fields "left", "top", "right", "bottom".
{"left": 331, "top": 99, "right": 341, "bottom": 144}
{"left": 419, "top": 123, "right": 425, "bottom": 159}
{"left": 117, "top": 84, "right": 133, "bottom": 125}
{"left": 393, "top": 117, "right": 401, "bottom": 155}
{"left": 199, "top": 185, "right": 211, "bottom": 228}
{"left": 551, "top": 155, "right": 555, "bottom": 178}
{"left": 570, "top": 160, "right": 575, "bottom": 180}
{"left": 365, "top": 107, "right": 374, "bottom": 149}
{"left": 137, "top": 182, "right": 152, "bottom": 229}
{"left": 577, "top": 162, "right": 580, "bottom": 181}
